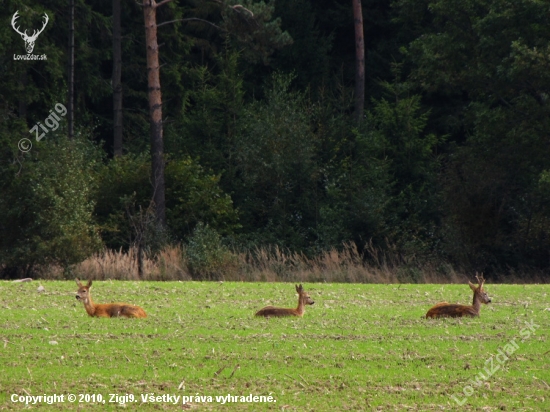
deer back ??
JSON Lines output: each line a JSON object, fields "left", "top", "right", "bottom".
{"left": 425, "top": 303, "right": 478, "bottom": 318}
{"left": 93, "top": 303, "right": 147, "bottom": 318}
{"left": 255, "top": 306, "right": 301, "bottom": 318}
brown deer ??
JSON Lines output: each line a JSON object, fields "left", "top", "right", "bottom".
{"left": 75, "top": 279, "right": 147, "bottom": 318}
{"left": 426, "top": 274, "right": 492, "bottom": 318}
{"left": 255, "top": 284, "right": 315, "bottom": 318}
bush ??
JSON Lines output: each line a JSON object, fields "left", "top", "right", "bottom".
{"left": 185, "top": 223, "right": 238, "bottom": 280}
{"left": 0, "top": 135, "right": 102, "bottom": 277}
{"left": 96, "top": 155, "right": 239, "bottom": 251}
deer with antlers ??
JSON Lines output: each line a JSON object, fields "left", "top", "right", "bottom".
{"left": 426, "top": 274, "right": 492, "bottom": 318}
{"left": 11, "top": 11, "right": 49, "bottom": 54}
{"left": 255, "top": 284, "right": 315, "bottom": 318}
{"left": 75, "top": 279, "right": 147, "bottom": 318}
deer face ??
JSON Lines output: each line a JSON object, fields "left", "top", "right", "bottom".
{"left": 302, "top": 292, "right": 315, "bottom": 306}
{"left": 75, "top": 286, "right": 88, "bottom": 301}
{"left": 296, "top": 284, "right": 314, "bottom": 305}
{"left": 75, "top": 279, "right": 92, "bottom": 302}
{"left": 478, "top": 288, "right": 491, "bottom": 304}
{"left": 22, "top": 34, "right": 38, "bottom": 54}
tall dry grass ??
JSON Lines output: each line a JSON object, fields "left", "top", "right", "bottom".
{"left": 73, "top": 246, "right": 191, "bottom": 281}
{"left": 64, "top": 242, "right": 463, "bottom": 283}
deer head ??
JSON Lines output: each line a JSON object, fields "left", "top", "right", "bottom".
{"left": 75, "top": 278, "right": 92, "bottom": 303}
{"left": 11, "top": 11, "right": 49, "bottom": 54}
{"left": 296, "top": 284, "right": 315, "bottom": 306}
{"left": 469, "top": 273, "right": 492, "bottom": 304}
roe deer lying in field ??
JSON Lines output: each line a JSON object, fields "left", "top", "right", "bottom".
{"left": 426, "top": 274, "right": 491, "bottom": 318}
{"left": 255, "top": 284, "right": 314, "bottom": 318}
{"left": 75, "top": 278, "right": 147, "bottom": 318}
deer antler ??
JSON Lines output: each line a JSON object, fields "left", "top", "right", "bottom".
{"left": 231, "top": 5, "right": 254, "bottom": 17}
{"left": 475, "top": 272, "right": 485, "bottom": 287}
{"left": 29, "top": 13, "right": 49, "bottom": 41}
{"left": 11, "top": 11, "right": 49, "bottom": 41}
{"left": 11, "top": 11, "right": 27, "bottom": 38}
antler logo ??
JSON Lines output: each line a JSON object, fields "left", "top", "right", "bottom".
{"left": 11, "top": 11, "right": 49, "bottom": 54}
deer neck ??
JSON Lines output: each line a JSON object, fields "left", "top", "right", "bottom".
{"left": 295, "top": 295, "right": 305, "bottom": 316}
{"left": 82, "top": 294, "right": 97, "bottom": 316}
{"left": 471, "top": 292, "right": 482, "bottom": 314}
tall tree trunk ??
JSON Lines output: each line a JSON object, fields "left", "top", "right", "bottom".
{"left": 18, "top": 71, "right": 27, "bottom": 119}
{"left": 352, "top": 0, "right": 365, "bottom": 124}
{"left": 143, "top": 0, "right": 170, "bottom": 227}
{"left": 68, "top": 0, "right": 75, "bottom": 138}
{"left": 113, "top": 0, "right": 123, "bottom": 156}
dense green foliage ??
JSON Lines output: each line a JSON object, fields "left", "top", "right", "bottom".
{"left": 0, "top": 281, "right": 548, "bottom": 410}
{"left": 1, "top": 0, "right": 550, "bottom": 279}
{"left": 0, "top": 133, "right": 102, "bottom": 275}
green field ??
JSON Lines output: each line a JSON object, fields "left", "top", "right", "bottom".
{"left": 0, "top": 281, "right": 548, "bottom": 411}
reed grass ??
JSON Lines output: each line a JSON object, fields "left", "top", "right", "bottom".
{"left": 58, "top": 242, "right": 465, "bottom": 283}
{"left": 74, "top": 246, "right": 190, "bottom": 281}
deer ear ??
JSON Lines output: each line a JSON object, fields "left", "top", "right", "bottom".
{"left": 75, "top": 278, "right": 82, "bottom": 286}
{"left": 468, "top": 281, "right": 477, "bottom": 291}
{"left": 87, "top": 279, "right": 92, "bottom": 287}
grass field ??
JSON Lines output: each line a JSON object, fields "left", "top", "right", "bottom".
{"left": 0, "top": 280, "right": 548, "bottom": 411}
